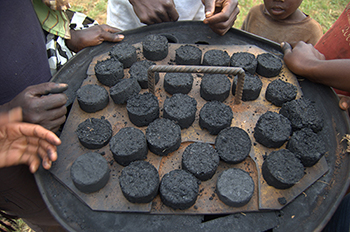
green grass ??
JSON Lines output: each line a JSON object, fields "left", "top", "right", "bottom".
{"left": 235, "top": 0, "right": 347, "bottom": 33}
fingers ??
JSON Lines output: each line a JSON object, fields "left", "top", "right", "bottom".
{"left": 338, "top": 95, "right": 350, "bottom": 111}
{"left": 41, "top": 93, "right": 68, "bottom": 110}
{"left": 47, "top": 83, "right": 68, "bottom": 94}
{"left": 49, "top": 0, "right": 71, "bottom": 11}
{"left": 99, "top": 25, "right": 125, "bottom": 43}
{"left": 202, "top": 0, "right": 239, "bottom": 35}
{"left": 40, "top": 113, "right": 66, "bottom": 132}
{"left": 203, "top": 0, "right": 216, "bottom": 18}
{"left": 27, "top": 82, "right": 68, "bottom": 96}
{"left": 166, "top": 8, "right": 179, "bottom": 21}
{"left": 19, "top": 142, "right": 56, "bottom": 173}
{"left": 19, "top": 126, "right": 60, "bottom": 173}
{"left": 20, "top": 123, "right": 61, "bottom": 146}
{"left": 101, "top": 32, "right": 124, "bottom": 43}
{"left": 162, "top": 3, "right": 179, "bottom": 22}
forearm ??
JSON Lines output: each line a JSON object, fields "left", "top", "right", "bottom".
{"left": 305, "top": 59, "right": 350, "bottom": 92}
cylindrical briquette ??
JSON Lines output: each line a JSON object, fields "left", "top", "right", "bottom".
{"left": 109, "top": 127, "right": 148, "bottom": 166}
{"left": 76, "top": 84, "right": 109, "bottom": 113}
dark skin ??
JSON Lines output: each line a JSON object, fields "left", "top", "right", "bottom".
{"left": 282, "top": 41, "right": 350, "bottom": 112}
{"left": 202, "top": 0, "right": 240, "bottom": 35}
{"left": 66, "top": 24, "right": 124, "bottom": 53}
{"left": 1, "top": 23, "right": 124, "bottom": 132}
{"left": 263, "top": 0, "right": 305, "bottom": 23}
{"left": 0, "top": 83, "right": 68, "bottom": 132}
{"left": 128, "top": 0, "right": 239, "bottom": 36}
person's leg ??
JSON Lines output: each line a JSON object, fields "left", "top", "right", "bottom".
{"left": 323, "top": 193, "right": 350, "bottom": 232}
{"left": 0, "top": 165, "right": 66, "bottom": 231}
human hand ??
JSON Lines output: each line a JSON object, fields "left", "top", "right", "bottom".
{"left": 66, "top": 24, "right": 124, "bottom": 53}
{"left": 202, "top": 0, "right": 239, "bottom": 35}
{"left": 3, "top": 82, "right": 68, "bottom": 132}
{"left": 281, "top": 41, "right": 325, "bottom": 78}
{"left": 0, "top": 107, "right": 61, "bottom": 173}
{"left": 42, "top": 0, "right": 71, "bottom": 11}
{"left": 129, "top": 0, "right": 179, "bottom": 25}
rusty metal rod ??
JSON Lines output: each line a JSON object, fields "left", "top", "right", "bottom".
{"left": 147, "top": 65, "right": 245, "bottom": 105}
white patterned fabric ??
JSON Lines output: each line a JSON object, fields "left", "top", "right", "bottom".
{"left": 45, "top": 10, "right": 98, "bottom": 75}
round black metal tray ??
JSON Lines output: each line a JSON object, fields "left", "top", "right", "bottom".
{"left": 36, "top": 21, "right": 350, "bottom": 232}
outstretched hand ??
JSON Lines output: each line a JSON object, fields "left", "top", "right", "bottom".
{"left": 202, "top": 0, "right": 239, "bottom": 35}
{"left": 66, "top": 24, "right": 125, "bottom": 53}
{"left": 0, "top": 108, "right": 61, "bottom": 173}
{"left": 129, "top": 0, "right": 179, "bottom": 25}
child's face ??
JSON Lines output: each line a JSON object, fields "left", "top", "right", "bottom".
{"left": 263, "top": 0, "right": 303, "bottom": 20}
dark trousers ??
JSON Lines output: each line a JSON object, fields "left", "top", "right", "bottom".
{"left": 323, "top": 193, "right": 350, "bottom": 232}
{"left": 0, "top": 165, "right": 65, "bottom": 232}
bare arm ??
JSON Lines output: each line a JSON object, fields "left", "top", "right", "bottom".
{"left": 282, "top": 41, "right": 350, "bottom": 92}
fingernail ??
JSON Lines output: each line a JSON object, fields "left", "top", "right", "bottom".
{"left": 205, "top": 12, "right": 212, "bottom": 18}
{"left": 118, "top": 34, "right": 124, "bottom": 40}
{"left": 30, "top": 164, "right": 38, "bottom": 173}
{"left": 342, "top": 102, "right": 348, "bottom": 109}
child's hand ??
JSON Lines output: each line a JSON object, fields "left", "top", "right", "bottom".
{"left": 0, "top": 108, "right": 61, "bottom": 173}
{"left": 281, "top": 41, "right": 325, "bottom": 79}
{"left": 66, "top": 25, "right": 124, "bottom": 53}
{"left": 202, "top": 0, "right": 240, "bottom": 35}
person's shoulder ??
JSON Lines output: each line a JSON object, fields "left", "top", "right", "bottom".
{"left": 303, "top": 15, "right": 323, "bottom": 33}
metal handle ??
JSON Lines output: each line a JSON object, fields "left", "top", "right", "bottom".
{"left": 147, "top": 65, "right": 245, "bottom": 105}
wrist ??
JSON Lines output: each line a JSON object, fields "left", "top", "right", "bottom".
{"left": 65, "top": 29, "right": 79, "bottom": 53}
{"left": 307, "top": 59, "right": 324, "bottom": 80}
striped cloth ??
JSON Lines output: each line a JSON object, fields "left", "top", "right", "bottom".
{"left": 33, "top": 0, "right": 98, "bottom": 75}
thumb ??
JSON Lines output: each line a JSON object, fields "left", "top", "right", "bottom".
{"left": 203, "top": 0, "right": 216, "bottom": 18}
{"left": 281, "top": 42, "right": 292, "bottom": 56}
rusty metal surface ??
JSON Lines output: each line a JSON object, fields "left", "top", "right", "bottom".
{"left": 147, "top": 65, "right": 245, "bottom": 104}
{"left": 37, "top": 22, "right": 350, "bottom": 232}
{"left": 50, "top": 42, "right": 328, "bottom": 215}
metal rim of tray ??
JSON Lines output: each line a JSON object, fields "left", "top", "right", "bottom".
{"left": 36, "top": 21, "right": 350, "bottom": 232}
